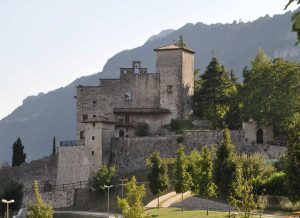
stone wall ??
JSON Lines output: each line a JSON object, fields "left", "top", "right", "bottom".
{"left": 0, "top": 155, "right": 57, "bottom": 191}
{"left": 110, "top": 130, "right": 284, "bottom": 175}
{"left": 23, "top": 190, "right": 74, "bottom": 208}
{"left": 111, "top": 130, "right": 244, "bottom": 175}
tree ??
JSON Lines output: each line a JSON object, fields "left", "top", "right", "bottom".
{"left": 173, "top": 145, "right": 192, "bottom": 211}
{"left": 193, "top": 57, "right": 238, "bottom": 129}
{"left": 117, "top": 176, "right": 145, "bottom": 218}
{"left": 197, "top": 146, "right": 217, "bottom": 215}
{"left": 285, "top": 0, "right": 300, "bottom": 44}
{"left": 285, "top": 113, "right": 300, "bottom": 202}
{"left": 135, "top": 122, "right": 149, "bottom": 137}
{"left": 177, "top": 34, "right": 186, "bottom": 47}
{"left": 52, "top": 137, "right": 56, "bottom": 155}
{"left": 186, "top": 149, "right": 202, "bottom": 194}
{"left": 0, "top": 180, "right": 23, "bottom": 217}
{"left": 91, "top": 164, "right": 115, "bottom": 193}
{"left": 214, "top": 129, "right": 238, "bottom": 199}
{"left": 241, "top": 50, "right": 300, "bottom": 137}
{"left": 26, "top": 180, "right": 53, "bottom": 218}
{"left": 12, "top": 137, "right": 26, "bottom": 167}
{"left": 148, "top": 152, "right": 169, "bottom": 209}
{"left": 230, "top": 171, "right": 256, "bottom": 218}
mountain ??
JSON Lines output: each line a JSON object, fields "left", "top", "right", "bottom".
{"left": 1, "top": 11, "right": 300, "bottom": 163}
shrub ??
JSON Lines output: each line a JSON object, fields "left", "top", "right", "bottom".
{"left": 252, "top": 171, "right": 287, "bottom": 196}
{"left": 91, "top": 164, "right": 116, "bottom": 193}
{"left": 135, "top": 122, "right": 149, "bottom": 137}
{"left": 0, "top": 180, "right": 23, "bottom": 217}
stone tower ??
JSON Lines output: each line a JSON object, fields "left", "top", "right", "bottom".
{"left": 155, "top": 44, "right": 195, "bottom": 121}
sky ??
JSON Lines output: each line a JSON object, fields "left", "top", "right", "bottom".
{"left": 0, "top": 0, "right": 298, "bottom": 119}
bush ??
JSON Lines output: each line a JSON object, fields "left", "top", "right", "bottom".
{"left": 170, "top": 119, "right": 195, "bottom": 134}
{"left": 91, "top": 164, "right": 116, "bottom": 193}
{"left": 135, "top": 122, "right": 149, "bottom": 137}
{"left": 252, "top": 172, "right": 287, "bottom": 196}
{"left": 0, "top": 180, "right": 23, "bottom": 216}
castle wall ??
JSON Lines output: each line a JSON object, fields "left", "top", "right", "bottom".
{"left": 0, "top": 156, "right": 57, "bottom": 191}
{"left": 56, "top": 146, "right": 91, "bottom": 185}
{"left": 110, "top": 130, "right": 284, "bottom": 175}
{"left": 243, "top": 121, "right": 274, "bottom": 144}
{"left": 111, "top": 130, "right": 244, "bottom": 175}
{"left": 76, "top": 72, "right": 160, "bottom": 140}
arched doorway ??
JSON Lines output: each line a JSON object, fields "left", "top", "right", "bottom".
{"left": 256, "top": 129, "right": 264, "bottom": 144}
{"left": 119, "top": 129, "right": 125, "bottom": 138}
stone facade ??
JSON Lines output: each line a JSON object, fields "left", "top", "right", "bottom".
{"left": 110, "top": 130, "right": 283, "bottom": 175}
{"left": 76, "top": 44, "right": 195, "bottom": 139}
{"left": 243, "top": 120, "right": 274, "bottom": 145}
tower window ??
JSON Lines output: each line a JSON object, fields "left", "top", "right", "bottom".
{"left": 82, "top": 103, "right": 88, "bottom": 109}
{"left": 125, "top": 92, "right": 132, "bottom": 100}
{"left": 92, "top": 136, "right": 95, "bottom": 140}
{"left": 82, "top": 114, "right": 88, "bottom": 121}
{"left": 91, "top": 151, "right": 94, "bottom": 156}
{"left": 80, "top": 131, "right": 85, "bottom": 139}
{"left": 93, "top": 101, "right": 97, "bottom": 108}
{"left": 167, "top": 85, "right": 173, "bottom": 93}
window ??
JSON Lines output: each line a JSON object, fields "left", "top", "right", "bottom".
{"left": 80, "top": 131, "right": 85, "bottom": 139}
{"left": 93, "top": 114, "right": 96, "bottom": 118}
{"left": 167, "top": 85, "right": 173, "bottom": 93}
{"left": 91, "top": 151, "right": 94, "bottom": 156}
{"left": 82, "top": 103, "right": 88, "bottom": 109}
{"left": 92, "top": 136, "right": 95, "bottom": 140}
{"left": 82, "top": 114, "right": 88, "bottom": 121}
{"left": 92, "top": 122, "right": 95, "bottom": 127}
{"left": 125, "top": 91, "right": 132, "bottom": 100}
{"left": 93, "top": 101, "right": 97, "bottom": 108}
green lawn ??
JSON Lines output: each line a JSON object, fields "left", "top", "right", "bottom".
{"left": 144, "top": 208, "right": 230, "bottom": 218}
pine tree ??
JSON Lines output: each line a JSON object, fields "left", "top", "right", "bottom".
{"left": 52, "top": 137, "right": 56, "bottom": 156}
{"left": 12, "top": 137, "right": 26, "bottom": 167}
{"left": 285, "top": 114, "right": 300, "bottom": 202}
{"left": 214, "top": 129, "right": 237, "bottom": 199}
{"left": 26, "top": 180, "right": 53, "bottom": 218}
{"left": 177, "top": 34, "right": 186, "bottom": 47}
{"left": 193, "top": 57, "right": 237, "bottom": 129}
{"left": 173, "top": 145, "right": 192, "bottom": 211}
{"left": 148, "top": 152, "right": 169, "bottom": 209}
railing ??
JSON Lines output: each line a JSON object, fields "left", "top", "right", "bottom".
{"left": 60, "top": 140, "right": 85, "bottom": 147}
{"left": 23, "top": 179, "right": 150, "bottom": 194}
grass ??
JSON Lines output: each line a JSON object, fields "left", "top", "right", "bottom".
{"left": 144, "top": 208, "right": 229, "bottom": 218}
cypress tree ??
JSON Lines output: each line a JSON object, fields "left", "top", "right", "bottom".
{"left": 52, "top": 136, "right": 56, "bottom": 155}
{"left": 177, "top": 34, "right": 186, "bottom": 47}
{"left": 214, "top": 129, "right": 237, "bottom": 199}
{"left": 173, "top": 145, "right": 192, "bottom": 211}
{"left": 12, "top": 137, "right": 26, "bottom": 167}
{"left": 148, "top": 152, "right": 169, "bottom": 209}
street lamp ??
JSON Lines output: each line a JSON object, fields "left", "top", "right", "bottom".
{"left": 103, "top": 185, "right": 113, "bottom": 218}
{"left": 119, "top": 179, "right": 127, "bottom": 198}
{"left": 2, "top": 199, "right": 14, "bottom": 218}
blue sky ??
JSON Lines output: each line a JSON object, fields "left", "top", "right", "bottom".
{"left": 0, "top": 0, "right": 298, "bottom": 119}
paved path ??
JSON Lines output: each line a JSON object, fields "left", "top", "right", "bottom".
{"left": 55, "top": 210, "right": 122, "bottom": 218}
{"left": 145, "top": 191, "right": 177, "bottom": 208}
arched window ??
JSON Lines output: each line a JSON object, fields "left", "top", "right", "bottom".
{"left": 256, "top": 129, "right": 264, "bottom": 144}
{"left": 119, "top": 129, "right": 125, "bottom": 138}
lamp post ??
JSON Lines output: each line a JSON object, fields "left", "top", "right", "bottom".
{"left": 2, "top": 199, "right": 14, "bottom": 218}
{"left": 103, "top": 185, "right": 113, "bottom": 218}
{"left": 119, "top": 179, "right": 127, "bottom": 198}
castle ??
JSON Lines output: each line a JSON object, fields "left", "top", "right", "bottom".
{"left": 0, "top": 44, "right": 280, "bottom": 208}
{"left": 56, "top": 44, "right": 196, "bottom": 184}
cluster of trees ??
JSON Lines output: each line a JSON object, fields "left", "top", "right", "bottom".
{"left": 193, "top": 49, "right": 300, "bottom": 139}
